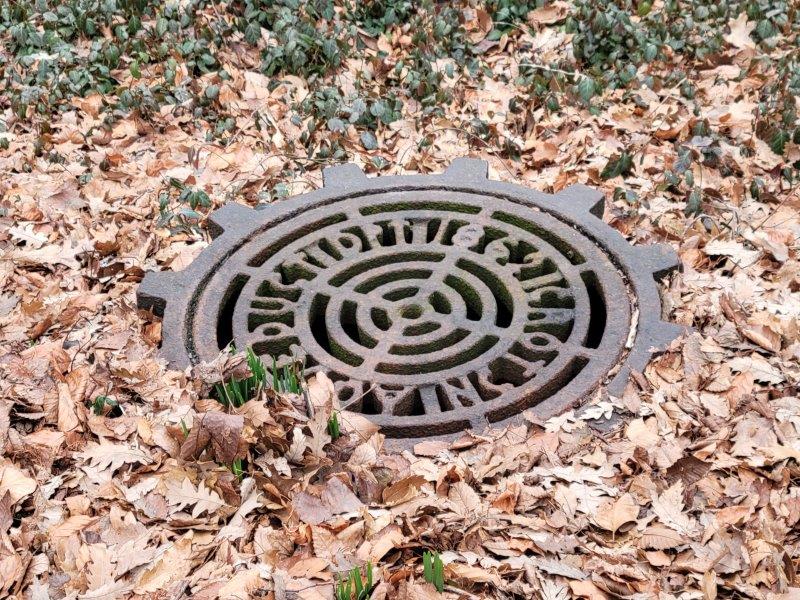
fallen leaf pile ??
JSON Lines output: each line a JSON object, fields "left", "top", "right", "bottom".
{"left": 1, "top": 3, "right": 799, "bottom": 599}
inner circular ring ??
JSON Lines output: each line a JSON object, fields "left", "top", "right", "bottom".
{"left": 321, "top": 255, "right": 517, "bottom": 373}
{"left": 230, "top": 209, "right": 595, "bottom": 387}
{"left": 351, "top": 276, "right": 470, "bottom": 346}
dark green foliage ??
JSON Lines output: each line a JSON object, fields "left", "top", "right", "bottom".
{"left": 0, "top": 0, "right": 218, "bottom": 116}
{"left": 685, "top": 187, "right": 703, "bottom": 216}
{"left": 335, "top": 562, "right": 373, "bottom": 600}
{"left": 345, "top": 0, "right": 415, "bottom": 36}
{"left": 156, "top": 177, "right": 211, "bottom": 234}
{"left": 757, "top": 58, "right": 800, "bottom": 158}
{"left": 4, "top": 0, "right": 797, "bottom": 178}
{"left": 297, "top": 85, "right": 402, "bottom": 156}
{"left": 0, "top": 0, "right": 540, "bottom": 152}
{"left": 91, "top": 394, "right": 119, "bottom": 416}
{"left": 484, "top": 0, "right": 545, "bottom": 37}
{"left": 161, "top": 178, "right": 211, "bottom": 210}
{"left": 601, "top": 152, "right": 633, "bottom": 180}
{"left": 568, "top": 0, "right": 799, "bottom": 89}
{"left": 568, "top": 0, "right": 665, "bottom": 85}
{"left": 422, "top": 551, "right": 444, "bottom": 593}
{"left": 237, "top": 0, "right": 351, "bottom": 76}
{"left": 576, "top": 77, "right": 596, "bottom": 103}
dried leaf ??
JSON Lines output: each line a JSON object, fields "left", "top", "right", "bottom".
{"left": 293, "top": 476, "right": 363, "bottom": 525}
{"left": 165, "top": 477, "right": 226, "bottom": 518}
{"left": 651, "top": 482, "right": 698, "bottom": 536}
{"left": 0, "top": 461, "right": 37, "bottom": 503}
{"left": 724, "top": 13, "right": 756, "bottom": 49}
{"left": 640, "top": 525, "right": 686, "bottom": 549}
{"left": 78, "top": 440, "right": 153, "bottom": 474}
{"left": 180, "top": 411, "right": 243, "bottom": 465}
{"left": 447, "top": 481, "right": 482, "bottom": 518}
{"left": 592, "top": 493, "right": 639, "bottom": 534}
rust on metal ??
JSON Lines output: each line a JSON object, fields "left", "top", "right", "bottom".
{"left": 138, "top": 159, "right": 682, "bottom": 444}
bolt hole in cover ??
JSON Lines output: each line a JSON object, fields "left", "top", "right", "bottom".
{"left": 138, "top": 159, "right": 682, "bottom": 446}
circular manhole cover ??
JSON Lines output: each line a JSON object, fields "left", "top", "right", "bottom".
{"left": 139, "top": 159, "right": 681, "bottom": 443}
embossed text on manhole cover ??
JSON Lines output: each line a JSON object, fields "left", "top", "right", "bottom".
{"left": 138, "top": 159, "right": 682, "bottom": 442}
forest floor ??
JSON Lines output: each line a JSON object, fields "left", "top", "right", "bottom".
{"left": 1, "top": 1, "right": 799, "bottom": 598}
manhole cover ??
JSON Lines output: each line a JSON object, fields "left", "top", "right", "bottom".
{"left": 139, "top": 159, "right": 681, "bottom": 443}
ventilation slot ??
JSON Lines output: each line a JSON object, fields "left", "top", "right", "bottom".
{"left": 216, "top": 274, "right": 249, "bottom": 351}
{"left": 581, "top": 271, "right": 607, "bottom": 349}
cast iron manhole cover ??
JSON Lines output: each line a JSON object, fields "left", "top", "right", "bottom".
{"left": 139, "top": 159, "right": 681, "bottom": 443}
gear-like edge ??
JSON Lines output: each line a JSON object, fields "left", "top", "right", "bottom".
{"left": 138, "top": 158, "right": 683, "bottom": 427}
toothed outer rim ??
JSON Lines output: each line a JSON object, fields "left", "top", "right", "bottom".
{"left": 138, "top": 158, "right": 683, "bottom": 446}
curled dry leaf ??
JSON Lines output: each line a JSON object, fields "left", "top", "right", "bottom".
{"left": 640, "top": 525, "right": 686, "bottom": 550}
{"left": 306, "top": 371, "right": 335, "bottom": 412}
{"left": 527, "top": 1, "right": 569, "bottom": 26}
{"left": 292, "top": 476, "right": 363, "bottom": 525}
{"left": 592, "top": 493, "right": 639, "bottom": 535}
{"left": 0, "top": 461, "right": 37, "bottom": 504}
{"left": 382, "top": 475, "right": 427, "bottom": 506}
{"left": 446, "top": 562, "right": 502, "bottom": 587}
{"left": 180, "top": 411, "right": 243, "bottom": 465}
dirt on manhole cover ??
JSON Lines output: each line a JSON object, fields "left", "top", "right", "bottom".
{"left": 139, "top": 159, "right": 682, "bottom": 444}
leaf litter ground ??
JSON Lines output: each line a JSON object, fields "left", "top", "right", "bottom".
{"left": 1, "top": 4, "right": 799, "bottom": 599}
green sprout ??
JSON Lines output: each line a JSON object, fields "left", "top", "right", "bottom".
{"left": 423, "top": 551, "right": 444, "bottom": 593}
{"left": 335, "top": 562, "right": 373, "bottom": 600}
{"left": 213, "top": 348, "right": 304, "bottom": 407}
{"left": 327, "top": 412, "right": 341, "bottom": 440}
{"left": 91, "top": 395, "right": 119, "bottom": 416}
{"left": 271, "top": 355, "right": 303, "bottom": 394}
{"left": 231, "top": 458, "right": 244, "bottom": 480}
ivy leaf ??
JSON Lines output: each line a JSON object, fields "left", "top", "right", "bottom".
{"left": 244, "top": 22, "right": 261, "bottom": 44}
{"left": 755, "top": 19, "right": 774, "bottom": 41}
{"left": 685, "top": 187, "right": 703, "bottom": 216}
{"left": 768, "top": 129, "right": 790, "bottom": 155}
{"left": 327, "top": 118, "right": 346, "bottom": 133}
{"left": 576, "top": 77, "right": 595, "bottom": 103}
{"left": 204, "top": 85, "right": 219, "bottom": 100}
{"left": 601, "top": 152, "right": 633, "bottom": 179}
{"left": 360, "top": 131, "right": 378, "bottom": 150}
{"left": 155, "top": 17, "right": 168, "bottom": 37}
{"left": 370, "top": 101, "right": 385, "bottom": 118}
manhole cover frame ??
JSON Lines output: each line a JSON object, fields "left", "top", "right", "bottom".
{"left": 139, "top": 159, "right": 682, "bottom": 443}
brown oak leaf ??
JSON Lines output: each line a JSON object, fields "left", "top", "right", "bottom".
{"left": 180, "top": 412, "right": 244, "bottom": 465}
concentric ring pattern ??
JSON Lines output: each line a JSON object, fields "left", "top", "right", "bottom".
{"left": 138, "top": 159, "right": 682, "bottom": 443}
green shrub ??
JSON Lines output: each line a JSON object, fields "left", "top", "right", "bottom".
{"left": 568, "top": 0, "right": 799, "bottom": 90}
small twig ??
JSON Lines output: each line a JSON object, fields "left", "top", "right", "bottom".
{"left": 517, "top": 61, "right": 587, "bottom": 79}
{"left": 338, "top": 383, "right": 379, "bottom": 413}
{"left": 444, "top": 584, "right": 484, "bottom": 599}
